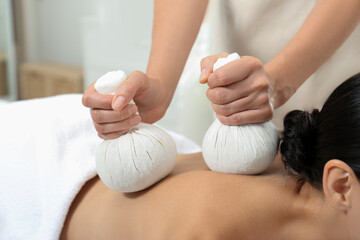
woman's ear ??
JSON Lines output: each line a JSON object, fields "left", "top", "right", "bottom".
{"left": 322, "top": 160, "right": 356, "bottom": 212}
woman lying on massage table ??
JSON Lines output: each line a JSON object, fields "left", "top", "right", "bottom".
{"left": 61, "top": 73, "right": 360, "bottom": 240}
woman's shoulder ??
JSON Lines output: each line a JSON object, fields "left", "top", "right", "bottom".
{"left": 62, "top": 152, "right": 298, "bottom": 240}
{"left": 152, "top": 153, "right": 298, "bottom": 239}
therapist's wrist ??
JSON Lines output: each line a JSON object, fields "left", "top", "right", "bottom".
{"left": 146, "top": 73, "right": 177, "bottom": 119}
{"left": 264, "top": 62, "right": 297, "bottom": 109}
{"left": 157, "top": 83, "right": 174, "bottom": 117}
{"left": 148, "top": 73, "right": 178, "bottom": 94}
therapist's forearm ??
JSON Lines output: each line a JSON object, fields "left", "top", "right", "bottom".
{"left": 265, "top": 0, "right": 360, "bottom": 108}
{"left": 146, "top": 0, "right": 209, "bottom": 101}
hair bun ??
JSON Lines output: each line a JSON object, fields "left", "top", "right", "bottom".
{"left": 280, "top": 109, "right": 319, "bottom": 180}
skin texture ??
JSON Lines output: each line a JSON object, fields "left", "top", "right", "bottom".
{"left": 60, "top": 153, "right": 360, "bottom": 240}
{"left": 82, "top": 0, "right": 360, "bottom": 138}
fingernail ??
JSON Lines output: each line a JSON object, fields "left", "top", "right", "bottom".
{"left": 113, "top": 96, "right": 126, "bottom": 110}
{"left": 128, "top": 105, "right": 137, "bottom": 115}
{"left": 130, "top": 115, "right": 141, "bottom": 125}
{"left": 200, "top": 69, "right": 207, "bottom": 82}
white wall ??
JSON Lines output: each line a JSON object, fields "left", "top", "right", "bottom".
{"left": 22, "top": 0, "right": 153, "bottom": 73}
{"left": 0, "top": 0, "right": 6, "bottom": 52}
{"left": 1, "top": 0, "right": 17, "bottom": 100}
{"left": 22, "top": 0, "right": 95, "bottom": 66}
{"left": 82, "top": 0, "right": 153, "bottom": 87}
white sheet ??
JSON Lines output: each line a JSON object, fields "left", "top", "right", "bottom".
{"left": 0, "top": 94, "right": 200, "bottom": 240}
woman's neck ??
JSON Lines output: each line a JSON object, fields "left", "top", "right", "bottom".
{"left": 267, "top": 155, "right": 349, "bottom": 239}
{"left": 284, "top": 181, "right": 347, "bottom": 239}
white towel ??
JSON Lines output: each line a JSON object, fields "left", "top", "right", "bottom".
{"left": 0, "top": 94, "right": 200, "bottom": 240}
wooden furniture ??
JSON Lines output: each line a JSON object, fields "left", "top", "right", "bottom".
{"left": 0, "top": 52, "right": 7, "bottom": 96}
{"left": 20, "top": 62, "right": 83, "bottom": 100}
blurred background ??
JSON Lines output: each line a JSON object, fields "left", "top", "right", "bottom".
{"left": 0, "top": 0, "right": 217, "bottom": 144}
{"left": 2, "top": 0, "right": 358, "bottom": 144}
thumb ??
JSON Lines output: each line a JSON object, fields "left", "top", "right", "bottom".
{"left": 112, "top": 70, "right": 146, "bottom": 110}
{"left": 199, "top": 52, "right": 229, "bottom": 84}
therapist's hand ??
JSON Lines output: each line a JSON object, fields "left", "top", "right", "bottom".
{"left": 200, "top": 53, "right": 275, "bottom": 125}
{"left": 82, "top": 71, "right": 169, "bottom": 140}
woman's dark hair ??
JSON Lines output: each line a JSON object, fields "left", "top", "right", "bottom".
{"left": 280, "top": 72, "right": 360, "bottom": 189}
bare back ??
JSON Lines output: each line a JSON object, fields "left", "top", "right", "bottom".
{"left": 61, "top": 153, "right": 305, "bottom": 240}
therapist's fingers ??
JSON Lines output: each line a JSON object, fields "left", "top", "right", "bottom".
{"left": 200, "top": 52, "right": 229, "bottom": 84}
{"left": 207, "top": 56, "right": 262, "bottom": 89}
{"left": 82, "top": 82, "right": 114, "bottom": 110}
{"left": 205, "top": 78, "right": 255, "bottom": 105}
{"left": 211, "top": 94, "right": 267, "bottom": 117}
{"left": 216, "top": 108, "right": 273, "bottom": 126}
{"left": 93, "top": 115, "right": 141, "bottom": 135}
{"left": 90, "top": 105, "right": 138, "bottom": 124}
{"left": 112, "top": 71, "right": 147, "bottom": 110}
{"left": 98, "top": 130, "right": 128, "bottom": 140}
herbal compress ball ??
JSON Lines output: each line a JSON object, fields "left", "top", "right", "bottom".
{"left": 95, "top": 70, "right": 177, "bottom": 192}
{"left": 202, "top": 53, "right": 279, "bottom": 174}
{"left": 95, "top": 122, "right": 177, "bottom": 192}
{"left": 202, "top": 119, "right": 278, "bottom": 174}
